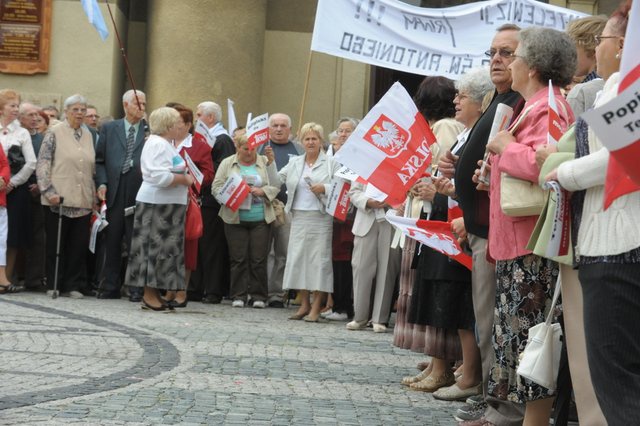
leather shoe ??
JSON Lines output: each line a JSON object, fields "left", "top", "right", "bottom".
{"left": 97, "top": 291, "right": 121, "bottom": 299}
{"left": 129, "top": 293, "right": 143, "bottom": 302}
{"left": 202, "top": 295, "right": 222, "bottom": 304}
{"left": 268, "top": 300, "right": 285, "bottom": 308}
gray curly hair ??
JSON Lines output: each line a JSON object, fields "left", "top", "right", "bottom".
{"left": 455, "top": 66, "right": 494, "bottom": 104}
{"left": 517, "top": 27, "right": 577, "bottom": 87}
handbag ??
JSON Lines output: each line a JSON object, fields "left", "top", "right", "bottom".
{"left": 271, "top": 198, "right": 286, "bottom": 228}
{"left": 517, "top": 275, "right": 563, "bottom": 391}
{"left": 7, "top": 145, "right": 26, "bottom": 176}
{"left": 185, "top": 189, "right": 203, "bottom": 240}
{"left": 500, "top": 172, "right": 547, "bottom": 217}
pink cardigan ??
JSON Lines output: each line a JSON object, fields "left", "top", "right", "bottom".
{"left": 488, "top": 86, "right": 574, "bottom": 261}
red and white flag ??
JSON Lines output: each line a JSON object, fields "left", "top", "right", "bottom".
{"left": 334, "top": 82, "right": 437, "bottom": 206}
{"left": 386, "top": 211, "right": 472, "bottom": 270}
{"left": 325, "top": 178, "right": 351, "bottom": 221}
{"left": 214, "top": 173, "right": 251, "bottom": 212}
{"left": 447, "top": 197, "right": 463, "bottom": 222}
{"left": 582, "top": 1, "right": 640, "bottom": 208}
{"left": 247, "top": 113, "right": 270, "bottom": 150}
{"left": 194, "top": 120, "right": 215, "bottom": 148}
{"left": 547, "top": 80, "right": 563, "bottom": 146}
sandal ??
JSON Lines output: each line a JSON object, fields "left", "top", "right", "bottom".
{"left": 409, "top": 370, "right": 456, "bottom": 392}
{"left": 401, "top": 366, "right": 432, "bottom": 386}
{"left": 0, "top": 283, "right": 23, "bottom": 294}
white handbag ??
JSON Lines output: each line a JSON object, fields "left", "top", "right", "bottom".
{"left": 516, "top": 275, "right": 563, "bottom": 391}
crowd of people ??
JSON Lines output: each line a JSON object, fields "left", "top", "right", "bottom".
{"left": 1, "top": 0, "right": 638, "bottom": 424}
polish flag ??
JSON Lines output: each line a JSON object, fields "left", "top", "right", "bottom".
{"left": 547, "top": 80, "right": 563, "bottom": 146}
{"left": 334, "top": 82, "right": 437, "bottom": 206}
{"left": 447, "top": 197, "right": 463, "bottom": 222}
{"left": 584, "top": 2, "right": 640, "bottom": 209}
{"left": 247, "top": 113, "right": 270, "bottom": 150}
{"left": 326, "top": 178, "right": 351, "bottom": 221}
{"left": 386, "top": 211, "right": 472, "bottom": 270}
{"left": 214, "top": 173, "right": 251, "bottom": 212}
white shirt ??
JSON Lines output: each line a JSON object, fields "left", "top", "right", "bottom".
{"left": 0, "top": 119, "right": 36, "bottom": 186}
{"left": 136, "top": 134, "right": 188, "bottom": 205}
{"left": 292, "top": 163, "right": 321, "bottom": 211}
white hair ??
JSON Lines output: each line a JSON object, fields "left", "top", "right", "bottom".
{"left": 63, "top": 94, "right": 88, "bottom": 110}
{"left": 269, "top": 113, "right": 292, "bottom": 128}
{"left": 122, "top": 89, "right": 146, "bottom": 105}
{"left": 197, "top": 101, "right": 222, "bottom": 123}
{"left": 19, "top": 102, "right": 40, "bottom": 115}
{"left": 455, "top": 66, "right": 494, "bottom": 104}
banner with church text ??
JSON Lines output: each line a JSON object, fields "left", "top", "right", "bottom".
{"left": 311, "top": 0, "right": 587, "bottom": 79}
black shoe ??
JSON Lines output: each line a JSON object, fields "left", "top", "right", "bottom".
{"left": 97, "top": 291, "right": 121, "bottom": 299}
{"left": 202, "top": 295, "right": 222, "bottom": 304}
{"left": 268, "top": 300, "right": 285, "bottom": 308}
{"left": 167, "top": 299, "right": 188, "bottom": 308}
{"left": 129, "top": 293, "right": 143, "bottom": 303}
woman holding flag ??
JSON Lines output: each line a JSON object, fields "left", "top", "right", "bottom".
{"left": 211, "top": 133, "right": 280, "bottom": 309}
{"left": 546, "top": 1, "right": 640, "bottom": 422}
{"left": 482, "top": 27, "right": 575, "bottom": 424}
{"left": 268, "top": 122, "right": 341, "bottom": 322}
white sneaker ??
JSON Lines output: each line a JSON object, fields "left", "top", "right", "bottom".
{"left": 372, "top": 323, "right": 387, "bottom": 333}
{"left": 346, "top": 320, "right": 367, "bottom": 330}
{"left": 320, "top": 309, "right": 333, "bottom": 318}
{"left": 325, "top": 312, "right": 348, "bottom": 321}
{"left": 232, "top": 300, "right": 244, "bottom": 308}
{"left": 252, "top": 300, "right": 265, "bottom": 309}
{"left": 63, "top": 291, "right": 84, "bottom": 299}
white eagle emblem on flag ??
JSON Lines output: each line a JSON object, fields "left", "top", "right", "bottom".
{"left": 364, "top": 114, "right": 409, "bottom": 157}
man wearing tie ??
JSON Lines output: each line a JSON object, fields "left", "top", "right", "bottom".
{"left": 95, "top": 90, "right": 147, "bottom": 301}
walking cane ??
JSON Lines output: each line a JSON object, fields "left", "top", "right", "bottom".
{"left": 51, "top": 196, "right": 64, "bottom": 299}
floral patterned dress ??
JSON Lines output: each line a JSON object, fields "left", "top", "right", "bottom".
{"left": 488, "top": 254, "right": 560, "bottom": 403}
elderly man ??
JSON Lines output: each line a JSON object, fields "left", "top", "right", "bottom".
{"left": 18, "top": 102, "right": 46, "bottom": 290}
{"left": 191, "top": 101, "right": 235, "bottom": 304}
{"left": 84, "top": 105, "right": 100, "bottom": 130}
{"left": 438, "top": 24, "right": 525, "bottom": 426}
{"left": 258, "top": 113, "right": 301, "bottom": 307}
{"left": 95, "top": 90, "right": 147, "bottom": 301}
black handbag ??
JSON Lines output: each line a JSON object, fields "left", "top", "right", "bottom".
{"left": 7, "top": 145, "right": 26, "bottom": 176}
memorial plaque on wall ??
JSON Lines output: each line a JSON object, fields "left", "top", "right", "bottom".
{"left": 0, "top": 0, "right": 52, "bottom": 74}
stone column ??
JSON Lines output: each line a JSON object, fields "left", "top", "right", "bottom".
{"left": 145, "top": 0, "right": 267, "bottom": 121}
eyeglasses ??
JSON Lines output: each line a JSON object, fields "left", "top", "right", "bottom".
{"left": 594, "top": 35, "right": 620, "bottom": 45}
{"left": 484, "top": 49, "right": 516, "bottom": 59}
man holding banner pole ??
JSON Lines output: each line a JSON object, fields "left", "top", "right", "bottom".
{"left": 439, "top": 25, "right": 525, "bottom": 426}
{"left": 259, "top": 113, "right": 302, "bottom": 308}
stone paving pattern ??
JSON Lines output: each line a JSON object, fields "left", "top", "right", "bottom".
{"left": 0, "top": 294, "right": 462, "bottom": 425}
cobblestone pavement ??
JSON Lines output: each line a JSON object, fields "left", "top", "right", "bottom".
{"left": 0, "top": 293, "right": 463, "bottom": 425}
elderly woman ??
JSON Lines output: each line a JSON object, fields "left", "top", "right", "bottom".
{"left": 267, "top": 122, "right": 340, "bottom": 322}
{"left": 481, "top": 27, "right": 575, "bottom": 423}
{"left": 546, "top": 1, "right": 638, "bottom": 423}
{"left": 0, "top": 90, "right": 37, "bottom": 289}
{"left": 125, "top": 107, "right": 193, "bottom": 311}
{"left": 403, "top": 68, "right": 494, "bottom": 400}
{"left": 162, "top": 104, "right": 214, "bottom": 308}
{"left": 36, "top": 94, "right": 95, "bottom": 298}
{"left": 212, "top": 134, "right": 280, "bottom": 308}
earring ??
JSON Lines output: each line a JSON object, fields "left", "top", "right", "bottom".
{"left": 616, "top": 52, "right": 621, "bottom": 59}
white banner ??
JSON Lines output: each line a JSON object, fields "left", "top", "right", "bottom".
{"left": 311, "top": 0, "right": 587, "bottom": 79}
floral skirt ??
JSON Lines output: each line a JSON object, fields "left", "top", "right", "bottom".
{"left": 488, "top": 254, "right": 560, "bottom": 403}
{"left": 125, "top": 202, "right": 186, "bottom": 291}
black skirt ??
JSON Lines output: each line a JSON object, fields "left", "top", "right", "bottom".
{"left": 7, "top": 184, "right": 32, "bottom": 249}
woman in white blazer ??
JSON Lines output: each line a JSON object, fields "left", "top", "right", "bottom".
{"left": 267, "top": 122, "right": 341, "bottom": 322}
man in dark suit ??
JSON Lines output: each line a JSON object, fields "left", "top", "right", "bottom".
{"left": 191, "top": 101, "right": 235, "bottom": 303}
{"left": 95, "top": 90, "right": 147, "bottom": 301}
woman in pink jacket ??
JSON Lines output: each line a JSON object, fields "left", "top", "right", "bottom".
{"left": 482, "top": 27, "right": 575, "bottom": 424}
